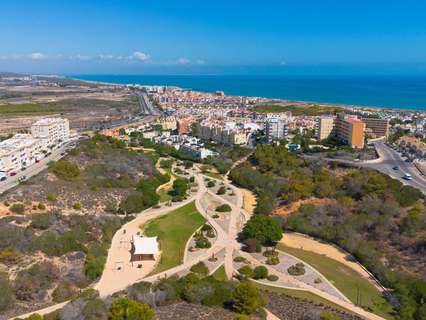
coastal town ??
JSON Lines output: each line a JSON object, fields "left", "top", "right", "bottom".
{"left": 0, "top": 74, "right": 426, "bottom": 320}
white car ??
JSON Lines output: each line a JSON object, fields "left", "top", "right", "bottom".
{"left": 403, "top": 173, "right": 412, "bottom": 180}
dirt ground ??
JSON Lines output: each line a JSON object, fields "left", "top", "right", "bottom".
{"left": 280, "top": 232, "right": 384, "bottom": 292}
{"left": 273, "top": 197, "right": 335, "bottom": 216}
{"left": 241, "top": 188, "right": 256, "bottom": 214}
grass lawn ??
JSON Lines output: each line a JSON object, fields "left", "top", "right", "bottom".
{"left": 143, "top": 201, "right": 205, "bottom": 274}
{"left": 158, "top": 189, "right": 172, "bottom": 202}
{"left": 211, "top": 264, "right": 227, "bottom": 281}
{"left": 277, "top": 244, "right": 395, "bottom": 319}
{"left": 251, "top": 282, "right": 358, "bottom": 316}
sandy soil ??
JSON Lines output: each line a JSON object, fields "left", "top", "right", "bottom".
{"left": 280, "top": 232, "right": 384, "bottom": 292}
{"left": 273, "top": 197, "right": 335, "bottom": 216}
{"left": 241, "top": 188, "right": 256, "bottom": 214}
{"left": 155, "top": 158, "right": 176, "bottom": 193}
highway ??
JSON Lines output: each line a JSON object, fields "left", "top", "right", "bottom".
{"left": 0, "top": 140, "right": 77, "bottom": 195}
{"left": 137, "top": 92, "right": 161, "bottom": 116}
{"left": 364, "top": 141, "right": 426, "bottom": 193}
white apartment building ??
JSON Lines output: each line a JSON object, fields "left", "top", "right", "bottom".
{"left": 0, "top": 118, "right": 70, "bottom": 173}
{"left": 31, "top": 117, "right": 70, "bottom": 148}
{"left": 265, "top": 119, "right": 289, "bottom": 143}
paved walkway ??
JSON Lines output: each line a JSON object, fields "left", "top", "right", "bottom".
{"left": 11, "top": 160, "right": 388, "bottom": 320}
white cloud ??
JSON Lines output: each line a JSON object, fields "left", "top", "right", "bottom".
{"left": 132, "top": 51, "right": 150, "bottom": 62}
{"left": 98, "top": 54, "right": 114, "bottom": 60}
{"left": 29, "top": 52, "right": 47, "bottom": 60}
{"left": 178, "top": 57, "right": 190, "bottom": 65}
{"left": 71, "top": 54, "right": 92, "bottom": 61}
{"left": 196, "top": 59, "right": 205, "bottom": 65}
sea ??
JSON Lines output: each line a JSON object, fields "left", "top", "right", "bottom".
{"left": 68, "top": 74, "right": 426, "bottom": 111}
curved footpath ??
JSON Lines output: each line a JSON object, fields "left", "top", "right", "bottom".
{"left": 12, "top": 165, "right": 388, "bottom": 320}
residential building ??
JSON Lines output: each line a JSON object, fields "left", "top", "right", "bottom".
{"left": 177, "top": 118, "right": 191, "bottom": 134}
{"left": 0, "top": 117, "right": 70, "bottom": 173}
{"left": 315, "top": 117, "right": 335, "bottom": 140}
{"left": 362, "top": 117, "right": 389, "bottom": 138}
{"left": 335, "top": 114, "right": 365, "bottom": 148}
{"left": 315, "top": 114, "right": 365, "bottom": 148}
{"left": 31, "top": 117, "right": 70, "bottom": 147}
{"left": 265, "top": 119, "right": 288, "bottom": 143}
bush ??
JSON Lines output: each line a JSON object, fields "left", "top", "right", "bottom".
{"left": 82, "top": 298, "right": 108, "bottom": 320}
{"left": 30, "top": 212, "right": 56, "bottom": 230}
{"left": 195, "top": 236, "right": 211, "bottom": 249}
{"left": 52, "top": 282, "right": 78, "bottom": 302}
{"left": 238, "top": 266, "right": 254, "bottom": 278}
{"left": 85, "top": 254, "right": 106, "bottom": 280}
{"left": 46, "top": 193, "right": 57, "bottom": 202}
{"left": 233, "top": 256, "right": 247, "bottom": 263}
{"left": 207, "top": 181, "right": 216, "bottom": 188}
{"left": 216, "top": 204, "right": 232, "bottom": 212}
{"left": 49, "top": 160, "right": 80, "bottom": 181}
{"left": 287, "top": 263, "right": 305, "bottom": 276}
{"left": 217, "top": 186, "right": 227, "bottom": 195}
{"left": 110, "top": 297, "right": 155, "bottom": 320}
{"left": 9, "top": 203, "right": 25, "bottom": 214}
{"left": 267, "top": 274, "right": 279, "bottom": 282}
{"left": 0, "top": 272, "right": 14, "bottom": 311}
{"left": 253, "top": 266, "right": 268, "bottom": 279}
{"left": 72, "top": 202, "right": 81, "bottom": 210}
{"left": 190, "top": 262, "right": 209, "bottom": 277}
{"left": 37, "top": 203, "right": 46, "bottom": 210}
{"left": 232, "top": 282, "right": 265, "bottom": 315}
{"left": 234, "top": 315, "right": 250, "bottom": 320}
{"left": 320, "top": 311, "right": 343, "bottom": 320}
{"left": 266, "top": 256, "right": 280, "bottom": 265}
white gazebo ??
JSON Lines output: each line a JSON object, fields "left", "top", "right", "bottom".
{"left": 131, "top": 235, "right": 159, "bottom": 261}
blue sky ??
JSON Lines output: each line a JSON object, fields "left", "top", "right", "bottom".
{"left": 1, "top": 0, "right": 426, "bottom": 75}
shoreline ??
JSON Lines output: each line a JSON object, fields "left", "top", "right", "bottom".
{"left": 65, "top": 75, "right": 426, "bottom": 113}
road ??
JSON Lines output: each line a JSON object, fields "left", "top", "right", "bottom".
{"left": 136, "top": 92, "right": 161, "bottom": 116}
{"left": 0, "top": 139, "right": 77, "bottom": 195}
{"left": 364, "top": 141, "right": 426, "bottom": 193}
{"left": 303, "top": 141, "right": 426, "bottom": 194}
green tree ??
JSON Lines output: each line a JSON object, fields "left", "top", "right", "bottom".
{"left": 241, "top": 215, "right": 282, "bottom": 245}
{"left": 109, "top": 297, "right": 155, "bottom": 320}
{"left": 232, "top": 282, "right": 265, "bottom": 315}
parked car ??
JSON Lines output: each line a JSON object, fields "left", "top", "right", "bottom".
{"left": 393, "top": 166, "right": 399, "bottom": 170}
{"left": 10, "top": 172, "right": 17, "bottom": 176}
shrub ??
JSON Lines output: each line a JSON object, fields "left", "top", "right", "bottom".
{"left": 234, "top": 315, "right": 250, "bottom": 320}
{"left": 0, "top": 272, "right": 14, "bottom": 311}
{"left": 85, "top": 254, "right": 106, "bottom": 280}
{"left": 30, "top": 212, "right": 56, "bottom": 230}
{"left": 9, "top": 203, "right": 25, "bottom": 214}
{"left": 233, "top": 256, "right": 247, "bottom": 263}
{"left": 190, "top": 262, "right": 209, "bottom": 277}
{"left": 207, "top": 181, "right": 216, "bottom": 188}
{"left": 46, "top": 193, "right": 57, "bottom": 202}
{"left": 216, "top": 204, "right": 232, "bottom": 212}
{"left": 110, "top": 297, "right": 155, "bottom": 320}
{"left": 49, "top": 160, "right": 80, "bottom": 181}
{"left": 195, "top": 236, "right": 211, "bottom": 249}
{"left": 267, "top": 274, "right": 279, "bottom": 282}
{"left": 238, "top": 266, "right": 254, "bottom": 278}
{"left": 37, "top": 203, "right": 46, "bottom": 210}
{"left": 266, "top": 256, "right": 280, "bottom": 265}
{"left": 232, "top": 282, "right": 265, "bottom": 315}
{"left": 314, "top": 277, "right": 322, "bottom": 284}
{"left": 217, "top": 186, "right": 227, "bottom": 195}
{"left": 320, "top": 311, "right": 343, "bottom": 320}
{"left": 287, "top": 263, "right": 305, "bottom": 276}
{"left": 73, "top": 202, "right": 82, "bottom": 210}
{"left": 52, "top": 282, "right": 78, "bottom": 302}
{"left": 253, "top": 266, "right": 268, "bottom": 279}
{"left": 82, "top": 298, "right": 108, "bottom": 320}
{"left": 201, "top": 224, "right": 213, "bottom": 232}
